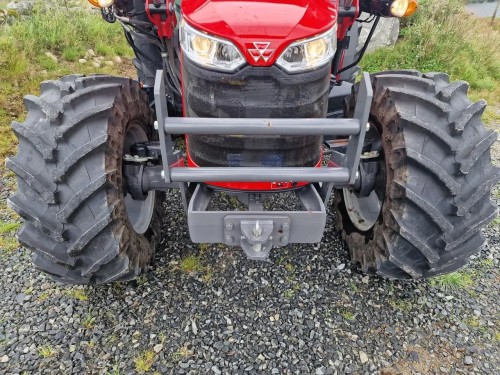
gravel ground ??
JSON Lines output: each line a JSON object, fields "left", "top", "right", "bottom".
{"left": 0, "top": 179, "right": 499, "bottom": 375}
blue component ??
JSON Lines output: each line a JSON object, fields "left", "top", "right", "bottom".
{"left": 227, "top": 154, "right": 243, "bottom": 167}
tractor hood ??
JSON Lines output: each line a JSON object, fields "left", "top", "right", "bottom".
{"left": 181, "top": 0, "right": 337, "bottom": 67}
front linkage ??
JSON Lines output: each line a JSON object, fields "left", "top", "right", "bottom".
{"left": 122, "top": 70, "right": 373, "bottom": 260}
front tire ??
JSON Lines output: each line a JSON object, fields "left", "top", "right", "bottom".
{"left": 7, "top": 75, "right": 163, "bottom": 284}
{"left": 334, "top": 70, "right": 499, "bottom": 279}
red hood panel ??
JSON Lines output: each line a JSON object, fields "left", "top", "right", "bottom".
{"left": 181, "top": 0, "right": 337, "bottom": 67}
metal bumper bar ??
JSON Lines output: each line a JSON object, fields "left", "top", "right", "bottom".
{"left": 170, "top": 167, "right": 351, "bottom": 183}
{"left": 163, "top": 117, "right": 361, "bottom": 135}
{"left": 153, "top": 69, "right": 373, "bottom": 186}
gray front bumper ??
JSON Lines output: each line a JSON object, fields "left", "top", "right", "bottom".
{"left": 152, "top": 70, "right": 373, "bottom": 259}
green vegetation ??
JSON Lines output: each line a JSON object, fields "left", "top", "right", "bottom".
{"left": 489, "top": 216, "right": 500, "bottom": 228}
{"left": 172, "top": 344, "right": 193, "bottom": 361}
{"left": 0, "top": 5, "right": 133, "bottom": 164}
{"left": 38, "top": 345, "right": 58, "bottom": 358}
{"left": 0, "top": 221, "right": 20, "bottom": 234}
{"left": 65, "top": 288, "right": 89, "bottom": 301}
{"left": 179, "top": 254, "right": 204, "bottom": 273}
{"left": 389, "top": 298, "right": 413, "bottom": 313}
{"left": 283, "top": 287, "right": 297, "bottom": 299}
{"left": 362, "top": 0, "right": 500, "bottom": 124}
{"left": 340, "top": 309, "right": 355, "bottom": 321}
{"left": 82, "top": 312, "right": 96, "bottom": 329}
{"left": 465, "top": 316, "right": 481, "bottom": 328}
{"left": 284, "top": 262, "right": 295, "bottom": 273}
{"left": 134, "top": 349, "right": 156, "bottom": 374}
{"left": 37, "top": 291, "right": 51, "bottom": 302}
{"left": 0, "top": 219, "right": 20, "bottom": 253}
{"left": 429, "top": 271, "right": 474, "bottom": 292}
{"left": 0, "top": 235, "right": 19, "bottom": 252}
{"left": 0, "top": 0, "right": 11, "bottom": 11}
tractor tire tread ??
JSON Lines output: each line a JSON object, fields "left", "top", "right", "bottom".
{"left": 8, "top": 74, "right": 161, "bottom": 285}
{"left": 334, "top": 71, "right": 499, "bottom": 279}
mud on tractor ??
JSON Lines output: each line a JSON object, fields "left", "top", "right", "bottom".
{"left": 7, "top": 0, "right": 499, "bottom": 284}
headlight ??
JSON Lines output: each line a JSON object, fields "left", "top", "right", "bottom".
{"left": 87, "top": 0, "right": 114, "bottom": 7}
{"left": 390, "top": 0, "right": 418, "bottom": 17}
{"left": 180, "top": 20, "right": 246, "bottom": 72}
{"left": 276, "top": 26, "right": 337, "bottom": 73}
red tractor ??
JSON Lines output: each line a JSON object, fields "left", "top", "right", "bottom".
{"left": 8, "top": 0, "right": 498, "bottom": 284}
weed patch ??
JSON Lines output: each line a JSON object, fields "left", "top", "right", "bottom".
{"left": 172, "top": 344, "right": 193, "bottom": 361}
{"left": 429, "top": 271, "right": 474, "bottom": 292}
{"left": 0, "top": 221, "right": 20, "bottom": 234}
{"left": 179, "top": 254, "right": 204, "bottom": 273}
{"left": 82, "top": 312, "right": 96, "bottom": 330}
{"left": 38, "top": 345, "right": 58, "bottom": 358}
{"left": 134, "top": 350, "right": 156, "bottom": 373}
{"left": 65, "top": 288, "right": 89, "bottom": 302}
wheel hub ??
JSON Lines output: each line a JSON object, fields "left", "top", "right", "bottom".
{"left": 343, "top": 123, "right": 385, "bottom": 232}
{"left": 123, "top": 124, "right": 156, "bottom": 234}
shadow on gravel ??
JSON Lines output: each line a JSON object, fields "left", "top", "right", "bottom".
{"left": 0, "top": 190, "right": 498, "bottom": 374}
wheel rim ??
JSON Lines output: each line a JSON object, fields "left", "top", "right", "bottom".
{"left": 123, "top": 123, "right": 155, "bottom": 234}
{"left": 343, "top": 189, "right": 381, "bottom": 231}
{"left": 342, "top": 123, "right": 384, "bottom": 232}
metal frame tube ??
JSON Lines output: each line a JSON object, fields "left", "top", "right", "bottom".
{"left": 152, "top": 69, "right": 373, "bottom": 186}
{"left": 170, "top": 167, "right": 351, "bottom": 183}
{"left": 164, "top": 117, "right": 361, "bottom": 136}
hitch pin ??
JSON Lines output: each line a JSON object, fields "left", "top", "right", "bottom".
{"left": 253, "top": 221, "right": 262, "bottom": 237}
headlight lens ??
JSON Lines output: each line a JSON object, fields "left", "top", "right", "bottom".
{"left": 86, "top": 0, "right": 114, "bottom": 7}
{"left": 180, "top": 20, "right": 246, "bottom": 72}
{"left": 276, "top": 26, "right": 337, "bottom": 73}
{"left": 390, "top": 0, "right": 418, "bottom": 17}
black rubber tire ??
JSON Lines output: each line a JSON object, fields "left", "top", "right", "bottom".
{"left": 7, "top": 75, "right": 163, "bottom": 284}
{"left": 334, "top": 70, "right": 500, "bottom": 279}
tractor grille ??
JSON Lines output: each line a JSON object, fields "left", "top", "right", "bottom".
{"left": 182, "top": 57, "right": 330, "bottom": 168}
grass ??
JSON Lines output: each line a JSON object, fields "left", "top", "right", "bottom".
{"left": 179, "top": 254, "right": 204, "bottom": 273}
{"left": 0, "top": 235, "right": 19, "bottom": 252}
{"left": 283, "top": 288, "right": 296, "bottom": 299}
{"left": 361, "top": 0, "right": 500, "bottom": 124}
{"left": 38, "top": 345, "right": 58, "bottom": 358}
{"left": 429, "top": 271, "right": 474, "bottom": 292}
{"left": 0, "top": 221, "right": 20, "bottom": 234}
{"left": 0, "top": 218, "right": 20, "bottom": 253}
{"left": 284, "top": 262, "right": 295, "bottom": 273}
{"left": 201, "top": 266, "right": 214, "bottom": 283}
{"left": 37, "top": 291, "right": 51, "bottom": 302}
{"left": 65, "top": 288, "right": 89, "bottom": 301}
{"left": 389, "top": 298, "right": 413, "bottom": 313}
{"left": 0, "top": 5, "right": 133, "bottom": 165}
{"left": 134, "top": 349, "right": 156, "bottom": 374}
{"left": 489, "top": 216, "right": 500, "bottom": 228}
{"left": 0, "top": 0, "right": 10, "bottom": 10}
{"left": 340, "top": 309, "right": 356, "bottom": 321}
{"left": 199, "top": 243, "right": 209, "bottom": 253}
{"left": 82, "top": 312, "right": 96, "bottom": 329}
{"left": 172, "top": 344, "right": 193, "bottom": 361}
{"left": 465, "top": 316, "right": 481, "bottom": 328}
{"left": 178, "top": 254, "right": 215, "bottom": 282}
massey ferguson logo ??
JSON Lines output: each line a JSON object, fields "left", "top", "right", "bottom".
{"left": 248, "top": 42, "right": 274, "bottom": 62}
